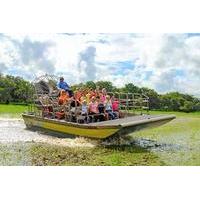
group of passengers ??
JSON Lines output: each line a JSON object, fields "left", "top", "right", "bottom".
{"left": 56, "top": 77, "right": 120, "bottom": 122}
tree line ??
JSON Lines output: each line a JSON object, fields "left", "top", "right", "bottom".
{"left": 0, "top": 74, "right": 200, "bottom": 112}
{"left": 0, "top": 74, "right": 33, "bottom": 104}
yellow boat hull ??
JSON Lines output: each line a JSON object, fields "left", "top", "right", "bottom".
{"left": 22, "top": 114, "right": 176, "bottom": 139}
{"left": 22, "top": 114, "right": 120, "bottom": 139}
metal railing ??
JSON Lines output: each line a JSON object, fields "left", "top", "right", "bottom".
{"left": 27, "top": 91, "right": 149, "bottom": 121}
{"left": 107, "top": 92, "right": 149, "bottom": 115}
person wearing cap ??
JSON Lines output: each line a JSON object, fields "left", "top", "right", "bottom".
{"left": 57, "top": 77, "right": 73, "bottom": 97}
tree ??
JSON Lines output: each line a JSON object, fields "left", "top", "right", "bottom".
{"left": 95, "top": 81, "right": 115, "bottom": 91}
{"left": 123, "top": 83, "right": 140, "bottom": 93}
{"left": 0, "top": 73, "right": 199, "bottom": 113}
{"left": 85, "top": 81, "right": 96, "bottom": 90}
{"left": 140, "top": 87, "right": 160, "bottom": 109}
{"left": 0, "top": 74, "right": 33, "bottom": 103}
{"left": 194, "top": 102, "right": 200, "bottom": 111}
{"left": 180, "top": 101, "right": 194, "bottom": 112}
{"left": 0, "top": 87, "right": 12, "bottom": 103}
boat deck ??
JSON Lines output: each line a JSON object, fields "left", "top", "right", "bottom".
{"left": 83, "top": 114, "right": 175, "bottom": 127}
{"left": 40, "top": 114, "right": 175, "bottom": 128}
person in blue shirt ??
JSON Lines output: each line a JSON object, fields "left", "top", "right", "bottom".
{"left": 57, "top": 77, "right": 73, "bottom": 97}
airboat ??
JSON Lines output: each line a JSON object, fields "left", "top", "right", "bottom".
{"left": 22, "top": 75, "right": 175, "bottom": 139}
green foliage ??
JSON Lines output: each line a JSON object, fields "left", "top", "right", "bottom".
{"left": 71, "top": 83, "right": 85, "bottom": 91}
{"left": 141, "top": 87, "right": 161, "bottom": 109}
{"left": 0, "top": 74, "right": 199, "bottom": 112}
{"left": 123, "top": 83, "right": 141, "bottom": 93}
{"left": 85, "top": 81, "right": 96, "bottom": 90}
{"left": 95, "top": 81, "right": 116, "bottom": 91}
{"left": 159, "top": 92, "right": 199, "bottom": 112}
{"left": 194, "top": 102, "right": 200, "bottom": 111}
{"left": 180, "top": 101, "right": 194, "bottom": 112}
{"left": 0, "top": 74, "right": 34, "bottom": 103}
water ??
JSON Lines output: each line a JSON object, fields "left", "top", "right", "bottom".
{"left": 0, "top": 118, "right": 98, "bottom": 147}
{"left": 0, "top": 117, "right": 164, "bottom": 165}
{"left": 0, "top": 116, "right": 199, "bottom": 165}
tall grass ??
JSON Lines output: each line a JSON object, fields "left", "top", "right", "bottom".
{"left": 0, "top": 104, "right": 28, "bottom": 117}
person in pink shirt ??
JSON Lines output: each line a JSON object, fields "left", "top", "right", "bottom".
{"left": 112, "top": 97, "right": 119, "bottom": 112}
{"left": 111, "top": 96, "right": 120, "bottom": 118}
{"left": 89, "top": 96, "right": 99, "bottom": 114}
{"left": 88, "top": 96, "right": 100, "bottom": 122}
{"left": 100, "top": 88, "right": 107, "bottom": 103}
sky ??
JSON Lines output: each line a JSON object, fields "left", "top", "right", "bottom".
{"left": 0, "top": 33, "right": 200, "bottom": 97}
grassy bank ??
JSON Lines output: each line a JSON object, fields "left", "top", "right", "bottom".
{"left": 0, "top": 142, "right": 165, "bottom": 166}
{"left": 150, "top": 110, "right": 200, "bottom": 118}
{"left": 0, "top": 104, "right": 28, "bottom": 118}
{"left": 131, "top": 111, "right": 200, "bottom": 165}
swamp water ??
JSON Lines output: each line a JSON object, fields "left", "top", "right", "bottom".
{"left": 0, "top": 116, "right": 199, "bottom": 166}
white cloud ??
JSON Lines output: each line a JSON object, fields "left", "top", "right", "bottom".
{"left": 78, "top": 46, "right": 97, "bottom": 82}
{"left": 0, "top": 33, "right": 200, "bottom": 97}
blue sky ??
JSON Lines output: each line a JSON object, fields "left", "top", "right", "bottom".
{"left": 0, "top": 33, "right": 200, "bottom": 97}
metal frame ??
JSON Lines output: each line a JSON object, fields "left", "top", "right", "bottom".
{"left": 28, "top": 75, "right": 150, "bottom": 123}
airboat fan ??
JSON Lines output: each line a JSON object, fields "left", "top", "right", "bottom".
{"left": 32, "top": 74, "right": 59, "bottom": 97}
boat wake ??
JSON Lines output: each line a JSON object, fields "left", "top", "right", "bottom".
{"left": 1, "top": 118, "right": 166, "bottom": 149}
{"left": 0, "top": 118, "right": 98, "bottom": 148}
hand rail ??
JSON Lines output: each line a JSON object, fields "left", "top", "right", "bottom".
{"left": 29, "top": 91, "right": 150, "bottom": 120}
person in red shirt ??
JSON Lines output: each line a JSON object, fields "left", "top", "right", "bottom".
{"left": 112, "top": 96, "right": 119, "bottom": 111}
